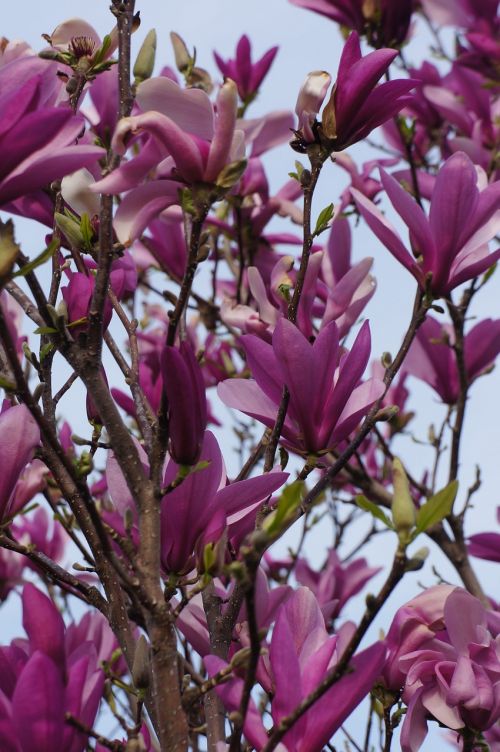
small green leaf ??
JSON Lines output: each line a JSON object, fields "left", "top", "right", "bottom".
{"left": 414, "top": 480, "right": 458, "bottom": 535}
{"left": 33, "top": 326, "right": 58, "bottom": 335}
{"left": 39, "top": 343, "right": 55, "bottom": 362}
{"left": 13, "top": 238, "right": 59, "bottom": 278}
{"left": 80, "top": 212, "right": 94, "bottom": 251}
{"left": 355, "top": 494, "right": 394, "bottom": 529}
{"left": 313, "top": 203, "right": 334, "bottom": 236}
{"left": 0, "top": 375, "right": 16, "bottom": 391}
{"left": 262, "top": 481, "right": 304, "bottom": 538}
{"left": 216, "top": 159, "right": 247, "bottom": 189}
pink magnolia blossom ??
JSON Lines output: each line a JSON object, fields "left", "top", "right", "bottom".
{"left": 404, "top": 315, "right": 500, "bottom": 403}
{"left": 295, "top": 549, "right": 381, "bottom": 623}
{"left": 106, "top": 431, "right": 288, "bottom": 575}
{"left": 161, "top": 341, "right": 208, "bottom": 466}
{"left": 0, "top": 66, "right": 104, "bottom": 213}
{"left": 0, "top": 584, "right": 106, "bottom": 752}
{"left": 205, "top": 587, "right": 386, "bottom": 751}
{"left": 218, "top": 318, "right": 384, "bottom": 456}
{"left": 295, "top": 32, "right": 416, "bottom": 150}
{"left": 390, "top": 588, "right": 500, "bottom": 752}
{"left": 92, "top": 77, "right": 244, "bottom": 244}
{"left": 352, "top": 152, "right": 500, "bottom": 296}
{"left": 214, "top": 35, "right": 278, "bottom": 103}
{"left": 0, "top": 405, "right": 40, "bottom": 523}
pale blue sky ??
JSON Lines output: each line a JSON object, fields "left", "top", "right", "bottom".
{"left": 2, "top": 4, "right": 500, "bottom": 749}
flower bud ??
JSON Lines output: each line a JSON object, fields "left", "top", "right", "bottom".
{"left": 391, "top": 457, "right": 416, "bottom": 544}
{"left": 132, "top": 635, "right": 151, "bottom": 690}
{"left": 170, "top": 31, "right": 191, "bottom": 73}
{"left": 295, "top": 71, "right": 331, "bottom": 140}
{"left": 133, "top": 29, "right": 156, "bottom": 84}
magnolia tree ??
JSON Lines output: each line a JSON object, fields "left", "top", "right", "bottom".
{"left": 1, "top": 0, "right": 500, "bottom": 750}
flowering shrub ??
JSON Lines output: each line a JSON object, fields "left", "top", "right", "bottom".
{"left": 0, "top": 2, "right": 499, "bottom": 751}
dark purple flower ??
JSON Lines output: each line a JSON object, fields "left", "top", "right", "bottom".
{"left": 161, "top": 341, "right": 208, "bottom": 466}
{"left": 214, "top": 35, "right": 278, "bottom": 103}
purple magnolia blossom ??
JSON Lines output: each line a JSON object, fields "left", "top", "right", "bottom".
{"left": 289, "top": 0, "right": 415, "bottom": 47}
{"left": 92, "top": 77, "right": 244, "bottom": 244}
{"left": 403, "top": 315, "right": 500, "bottom": 403}
{"left": 295, "top": 32, "right": 416, "bottom": 150}
{"left": 352, "top": 152, "right": 500, "bottom": 296}
{"left": 469, "top": 507, "right": 500, "bottom": 563}
{"left": 0, "top": 58, "right": 104, "bottom": 211}
{"left": 0, "top": 404, "right": 40, "bottom": 522}
{"left": 295, "top": 549, "right": 381, "bottom": 623}
{"left": 0, "top": 584, "right": 106, "bottom": 752}
{"left": 161, "top": 341, "right": 208, "bottom": 466}
{"left": 218, "top": 318, "right": 384, "bottom": 455}
{"left": 221, "top": 217, "right": 375, "bottom": 342}
{"left": 175, "top": 567, "right": 291, "bottom": 658}
{"left": 214, "top": 35, "right": 278, "bottom": 103}
{"left": 106, "top": 431, "right": 288, "bottom": 575}
{"left": 388, "top": 588, "right": 500, "bottom": 751}
{"left": 205, "top": 587, "right": 386, "bottom": 751}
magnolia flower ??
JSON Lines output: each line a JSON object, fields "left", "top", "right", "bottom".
{"left": 218, "top": 318, "right": 384, "bottom": 455}
{"left": 214, "top": 35, "right": 278, "bottom": 103}
{"left": 0, "top": 405, "right": 40, "bottom": 523}
{"left": 387, "top": 588, "right": 500, "bottom": 752}
{"left": 352, "top": 152, "right": 500, "bottom": 296}
{"left": 294, "top": 32, "right": 416, "bottom": 150}
{"left": 106, "top": 431, "right": 288, "bottom": 575}
{"left": 0, "top": 62, "right": 104, "bottom": 210}
{"left": 92, "top": 77, "right": 245, "bottom": 244}
{"left": 295, "top": 549, "right": 381, "bottom": 622}
{"left": 404, "top": 315, "right": 500, "bottom": 403}
{"left": 205, "top": 587, "right": 386, "bottom": 751}
{"left": 0, "top": 584, "right": 107, "bottom": 752}
{"left": 161, "top": 341, "right": 208, "bottom": 466}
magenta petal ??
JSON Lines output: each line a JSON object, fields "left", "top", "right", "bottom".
{"left": 429, "top": 152, "right": 478, "bottom": 287}
{"left": 0, "top": 405, "right": 40, "bottom": 521}
{"left": 12, "top": 652, "right": 65, "bottom": 752}
{"left": 469, "top": 532, "right": 500, "bottom": 563}
{"left": 322, "top": 321, "right": 372, "bottom": 434}
{"left": 112, "top": 181, "right": 180, "bottom": 245}
{"left": 136, "top": 77, "right": 214, "bottom": 140}
{"left": 380, "top": 169, "right": 434, "bottom": 264}
{"left": 215, "top": 472, "right": 288, "bottom": 516}
{"left": 270, "top": 611, "right": 304, "bottom": 745}
{"left": 0, "top": 146, "right": 105, "bottom": 205}
{"left": 305, "top": 641, "right": 386, "bottom": 751}
{"left": 204, "top": 655, "right": 268, "bottom": 750}
{"left": 22, "top": 584, "right": 66, "bottom": 669}
{"left": 205, "top": 80, "right": 238, "bottom": 182}
{"left": 351, "top": 188, "right": 419, "bottom": 278}
{"left": 336, "top": 43, "right": 398, "bottom": 130}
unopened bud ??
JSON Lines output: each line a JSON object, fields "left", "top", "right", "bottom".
{"left": 0, "top": 219, "right": 20, "bottom": 280}
{"left": 405, "top": 546, "right": 429, "bottom": 571}
{"left": 381, "top": 351, "right": 392, "bottom": 368}
{"left": 132, "top": 635, "right": 150, "bottom": 690}
{"left": 391, "top": 457, "right": 416, "bottom": 543}
{"left": 170, "top": 31, "right": 191, "bottom": 73}
{"left": 133, "top": 29, "right": 156, "bottom": 84}
{"left": 55, "top": 212, "right": 84, "bottom": 250}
